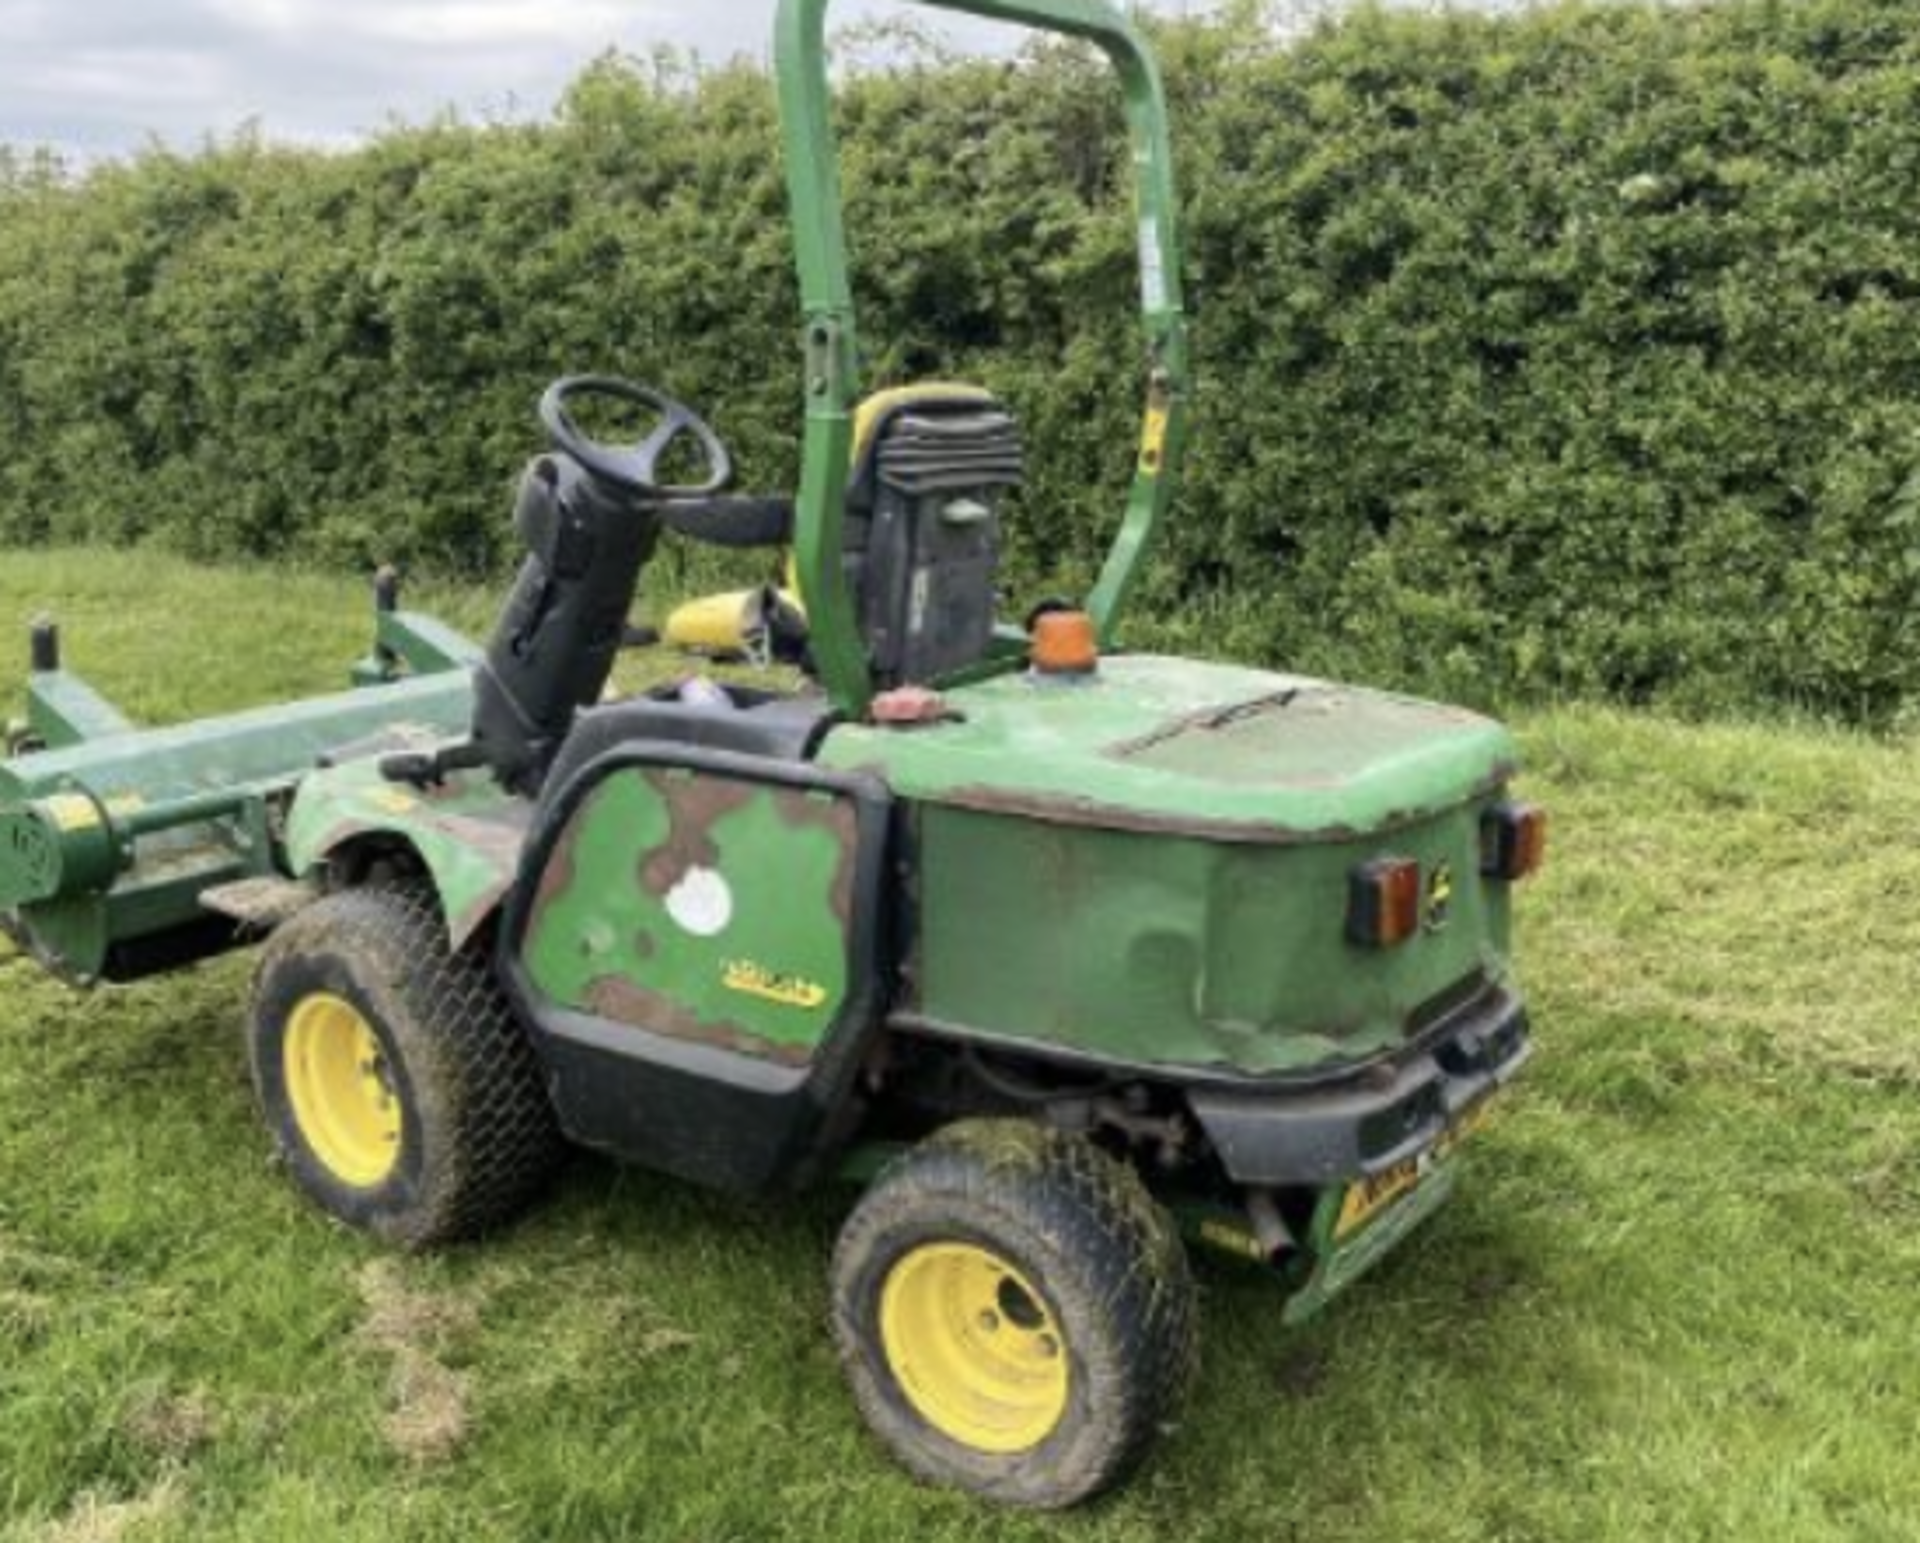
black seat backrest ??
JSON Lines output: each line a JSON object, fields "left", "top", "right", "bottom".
{"left": 843, "top": 391, "right": 1024, "bottom": 689}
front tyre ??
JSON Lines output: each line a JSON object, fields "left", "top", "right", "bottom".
{"left": 830, "top": 1120, "right": 1197, "bottom": 1508}
{"left": 249, "top": 884, "right": 562, "bottom": 1248}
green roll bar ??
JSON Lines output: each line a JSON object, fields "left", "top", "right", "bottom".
{"left": 773, "top": 0, "right": 1192, "bottom": 714}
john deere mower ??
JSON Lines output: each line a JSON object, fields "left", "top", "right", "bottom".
{"left": 0, "top": 0, "right": 1542, "bottom": 1508}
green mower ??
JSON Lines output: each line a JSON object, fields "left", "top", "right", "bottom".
{"left": 0, "top": 0, "right": 1543, "bottom": 1508}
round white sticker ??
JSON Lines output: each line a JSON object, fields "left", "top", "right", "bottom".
{"left": 665, "top": 867, "right": 733, "bottom": 938}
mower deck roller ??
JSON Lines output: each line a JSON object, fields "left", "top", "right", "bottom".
{"left": 0, "top": 605, "right": 476, "bottom": 983}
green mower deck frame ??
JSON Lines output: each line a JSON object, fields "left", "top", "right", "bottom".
{"left": 0, "top": 0, "right": 1542, "bottom": 1509}
{"left": 0, "top": 605, "right": 477, "bottom": 982}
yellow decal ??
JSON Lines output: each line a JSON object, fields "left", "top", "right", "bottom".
{"left": 42, "top": 794, "right": 101, "bottom": 833}
{"left": 1335, "top": 1161, "right": 1424, "bottom": 1240}
{"left": 722, "top": 960, "right": 829, "bottom": 1011}
{"left": 369, "top": 789, "right": 419, "bottom": 816}
{"left": 1425, "top": 861, "right": 1455, "bottom": 932}
{"left": 1138, "top": 404, "right": 1171, "bottom": 476}
{"left": 1435, "top": 1096, "right": 1494, "bottom": 1159}
{"left": 1198, "top": 1219, "right": 1267, "bottom": 1263}
{"left": 103, "top": 794, "right": 146, "bottom": 820}
{"left": 1335, "top": 1097, "right": 1497, "bottom": 1241}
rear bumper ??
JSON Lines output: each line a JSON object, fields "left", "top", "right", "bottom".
{"left": 1186, "top": 985, "right": 1531, "bottom": 1187}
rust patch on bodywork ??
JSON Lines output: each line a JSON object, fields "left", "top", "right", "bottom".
{"left": 529, "top": 819, "right": 581, "bottom": 928}
{"left": 638, "top": 771, "right": 757, "bottom": 897}
{"left": 431, "top": 808, "right": 533, "bottom": 863}
{"left": 931, "top": 786, "right": 1348, "bottom": 844}
{"left": 932, "top": 761, "right": 1517, "bottom": 846}
{"left": 451, "top": 886, "right": 515, "bottom": 948}
{"left": 311, "top": 806, "right": 530, "bottom": 866}
{"left": 585, "top": 975, "right": 814, "bottom": 1067}
{"left": 311, "top": 810, "right": 526, "bottom": 949}
{"left": 1104, "top": 689, "right": 1306, "bottom": 759}
{"left": 768, "top": 786, "right": 861, "bottom": 926}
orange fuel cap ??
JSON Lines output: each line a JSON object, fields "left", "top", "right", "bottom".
{"left": 1031, "top": 610, "right": 1099, "bottom": 676}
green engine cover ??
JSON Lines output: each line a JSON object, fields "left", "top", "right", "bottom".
{"left": 817, "top": 654, "right": 1523, "bottom": 1080}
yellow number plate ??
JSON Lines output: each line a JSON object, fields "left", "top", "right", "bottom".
{"left": 1334, "top": 1098, "right": 1494, "bottom": 1241}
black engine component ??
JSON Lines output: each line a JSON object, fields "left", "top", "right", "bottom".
{"left": 845, "top": 398, "right": 1024, "bottom": 689}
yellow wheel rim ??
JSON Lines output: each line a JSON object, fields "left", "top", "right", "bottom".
{"left": 283, "top": 993, "right": 402, "bottom": 1188}
{"left": 878, "top": 1242, "right": 1070, "bottom": 1454}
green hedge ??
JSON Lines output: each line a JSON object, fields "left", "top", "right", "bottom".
{"left": 3, "top": 0, "right": 1919, "bottom": 722}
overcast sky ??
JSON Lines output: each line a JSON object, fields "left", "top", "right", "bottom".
{"left": 0, "top": 1, "right": 1236, "bottom": 160}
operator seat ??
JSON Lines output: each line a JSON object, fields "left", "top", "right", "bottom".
{"left": 538, "top": 383, "right": 1023, "bottom": 799}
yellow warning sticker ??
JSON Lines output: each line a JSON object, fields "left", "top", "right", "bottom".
{"left": 42, "top": 793, "right": 102, "bottom": 834}
{"left": 1139, "top": 404, "right": 1171, "bottom": 476}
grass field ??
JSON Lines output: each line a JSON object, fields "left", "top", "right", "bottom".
{"left": 1, "top": 548, "right": 1917, "bottom": 1542}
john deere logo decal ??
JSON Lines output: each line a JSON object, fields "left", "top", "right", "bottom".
{"left": 723, "top": 959, "right": 828, "bottom": 1011}
{"left": 1425, "top": 862, "right": 1455, "bottom": 932}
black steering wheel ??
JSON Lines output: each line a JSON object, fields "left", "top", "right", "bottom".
{"left": 538, "top": 375, "right": 733, "bottom": 499}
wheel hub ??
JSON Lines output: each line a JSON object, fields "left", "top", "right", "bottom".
{"left": 878, "top": 1242, "right": 1069, "bottom": 1454}
{"left": 283, "top": 992, "right": 402, "bottom": 1188}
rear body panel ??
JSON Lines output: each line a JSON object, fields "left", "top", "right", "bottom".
{"left": 902, "top": 800, "right": 1510, "bottom": 1078}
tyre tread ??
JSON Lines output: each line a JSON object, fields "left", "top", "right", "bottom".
{"left": 831, "top": 1119, "right": 1197, "bottom": 1508}
{"left": 251, "top": 883, "right": 562, "bottom": 1248}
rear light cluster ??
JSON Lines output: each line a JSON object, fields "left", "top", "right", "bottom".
{"left": 1347, "top": 858, "right": 1423, "bottom": 948}
{"left": 1481, "top": 801, "right": 1548, "bottom": 881}
{"left": 1345, "top": 802, "right": 1546, "bottom": 949}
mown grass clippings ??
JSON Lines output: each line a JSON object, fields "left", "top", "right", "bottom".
{"left": 119, "top": 1390, "right": 217, "bottom": 1464}
{"left": 354, "top": 1262, "right": 480, "bottom": 1468}
{"left": 12, "top": 1475, "right": 185, "bottom": 1543}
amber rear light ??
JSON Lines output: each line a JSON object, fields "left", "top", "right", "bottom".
{"left": 1031, "top": 610, "right": 1100, "bottom": 676}
{"left": 1481, "top": 802, "right": 1548, "bottom": 881}
{"left": 1347, "top": 858, "right": 1422, "bottom": 948}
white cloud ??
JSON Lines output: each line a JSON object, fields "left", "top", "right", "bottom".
{"left": 205, "top": 0, "right": 638, "bottom": 48}
{"left": 0, "top": 0, "right": 1135, "bottom": 158}
{"left": 199, "top": 0, "right": 309, "bottom": 32}
{"left": 363, "top": 2, "right": 639, "bottom": 47}
{"left": 41, "top": 49, "right": 232, "bottom": 105}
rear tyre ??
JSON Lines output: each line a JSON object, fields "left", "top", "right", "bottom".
{"left": 249, "top": 884, "right": 562, "bottom": 1248}
{"left": 829, "top": 1120, "right": 1197, "bottom": 1508}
